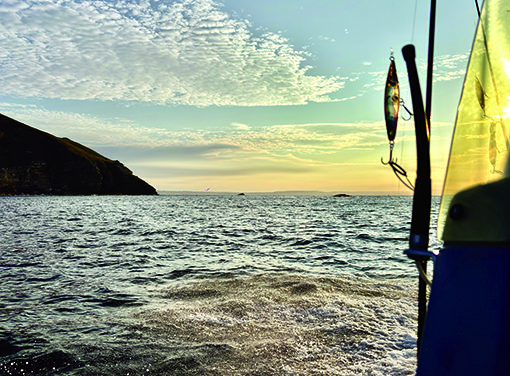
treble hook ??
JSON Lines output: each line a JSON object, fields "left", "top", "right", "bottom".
{"left": 381, "top": 141, "right": 395, "bottom": 165}
{"left": 381, "top": 141, "right": 414, "bottom": 190}
{"left": 400, "top": 98, "right": 413, "bottom": 121}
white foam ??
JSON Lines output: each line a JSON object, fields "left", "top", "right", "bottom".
{"left": 140, "top": 274, "right": 418, "bottom": 375}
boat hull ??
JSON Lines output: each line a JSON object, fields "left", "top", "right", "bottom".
{"left": 417, "top": 245, "right": 510, "bottom": 375}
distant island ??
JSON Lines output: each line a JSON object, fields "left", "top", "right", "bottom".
{"left": 333, "top": 193, "right": 352, "bottom": 197}
{"left": 0, "top": 114, "right": 157, "bottom": 195}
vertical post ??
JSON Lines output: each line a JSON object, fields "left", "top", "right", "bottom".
{"left": 402, "top": 44, "right": 432, "bottom": 354}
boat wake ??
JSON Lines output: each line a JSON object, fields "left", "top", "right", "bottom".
{"left": 128, "top": 274, "right": 417, "bottom": 375}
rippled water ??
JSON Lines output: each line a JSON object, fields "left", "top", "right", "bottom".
{"left": 0, "top": 195, "right": 440, "bottom": 375}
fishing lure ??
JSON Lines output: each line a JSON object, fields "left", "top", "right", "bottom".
{"left": 382, "top": 53, "right": 414, "bottom": 190}
{"left": 384, "top": 55, "right": 400, "bottom": 142}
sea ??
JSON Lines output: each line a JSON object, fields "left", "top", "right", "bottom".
{"left": 0, "top": 194, "right": 441, "bottom": 376}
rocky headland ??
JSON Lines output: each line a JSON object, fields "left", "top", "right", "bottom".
{"left": 0, "top": 113, "right": 157, "bottom": 195}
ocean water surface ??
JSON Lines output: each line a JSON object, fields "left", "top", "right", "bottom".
{"left": 0, "top": 194, "right": 440, "bottom": 375}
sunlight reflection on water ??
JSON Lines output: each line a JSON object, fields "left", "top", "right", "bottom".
{"left": 0, "top": 195, "right": 439, "bottom": 375}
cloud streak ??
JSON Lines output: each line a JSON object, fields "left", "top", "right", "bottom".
{"left": 0, "top": 0, "right": 345, "bottom": 106}
{"left": 432, "top": 54, "right": 468, "bottom": 82}
{"left": 358, "top": 53, "right": 468, "bottom": 94}
{"left": 1, "top": 104, "right": 390, "bottom": 166}
{"left": 137, "top": 164, "right": 313, "bottom": 178}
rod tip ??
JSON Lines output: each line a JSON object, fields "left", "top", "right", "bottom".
{"left": 402, "top": 44, "right": 416, "bottom": 61}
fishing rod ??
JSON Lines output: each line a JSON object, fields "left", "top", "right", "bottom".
{"left": 408, "top": 0, "right": 435, "bottom": 355}
{"left": 402, "top": 44, "right": 431, "bottom": 354}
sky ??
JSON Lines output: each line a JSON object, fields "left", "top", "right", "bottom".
{"left": 0, "top": 0, "right": 481, "bottom": 193}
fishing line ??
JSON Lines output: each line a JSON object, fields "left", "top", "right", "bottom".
{"left": 475, "top": 0, "right": 481, "bottom": 18}
{"left": 382, "top": 142, "right": 415, "bottom": 190}
{"left": 398, "top": 137, "right": 405, "bottom": 195}
{"left": 397, "top": 99, "right": 413, "bottom": 192}
{"left": 411, "top": 0, "right": 419, "bottom": 43}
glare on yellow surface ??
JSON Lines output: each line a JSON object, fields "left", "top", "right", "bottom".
{"left": 438, "top": 0, "right": 510, "bottom": 238}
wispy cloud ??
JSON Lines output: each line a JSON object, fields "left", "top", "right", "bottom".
{"left": 135, "top": 163, "right": 314, "bottom": 178}
{"left": 421, "top": 54, "right": 469, "bottom": 82}
{"left": 97, "top": 144, "right": 241, "bottom": 162}
{"left": 318, "top": 35, "right": 336, "bottom": 43}
{"left": 231, "top": 122, "right": 251, "bottom": 130}
{"left": 357, "top": 53, "right": 468, "bottom": 94}
{"left": 0, "top": 0, "right": 345, "bottom": 106}
{"left": 0, "top": 104, "right": 168, "bottom": 146}
{"left": 1, "top": 104, "right": 389, "bottom": 160}
{"left": 433, "top": 54, "right": 468, "bottom": 82}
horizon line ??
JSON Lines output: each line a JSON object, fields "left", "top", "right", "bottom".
{"left": 156, "top": 189, "right": 421, "bottom": 196}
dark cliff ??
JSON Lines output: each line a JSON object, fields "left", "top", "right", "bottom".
{"left": 0, "top": 114, "right": 157, "bottom": 195}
